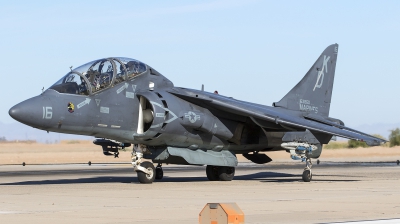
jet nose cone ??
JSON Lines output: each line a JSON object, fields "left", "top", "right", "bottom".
{"left": 9, "top": 103, "right": 24, "bottom": 122}
{"left": 9, "top": 96, "right": 52, "bottom": 128}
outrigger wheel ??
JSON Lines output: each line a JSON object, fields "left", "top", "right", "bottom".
{"left": 302, "top": 169, "right": 312, "bottom": 182}
{"left": 137, "top": 161, "right": 155, "bottom": 184}
{"left": 302, "top": 155, "right": 313, "bottom": 182}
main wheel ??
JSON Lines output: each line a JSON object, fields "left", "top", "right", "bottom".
{"left": 218, "top": 166, "right": 235, "bottom": 181}
{"left": 302, "top": 169, "right": 312, "bottom": 182}
{"left": 137, "top": 161, "right": 155, "bottom": 184}
{"left": 155, "top": 167, "right": 163, "bottom": 180}
{"left": 206, "top": 165, "right": 219, "bottom": 181}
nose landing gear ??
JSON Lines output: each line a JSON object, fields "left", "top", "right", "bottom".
{"left": 136, "top": 161, "right": 155, "bottom": 184}
{"left": 132, "top": 144, "right": 155, "bottom": 184}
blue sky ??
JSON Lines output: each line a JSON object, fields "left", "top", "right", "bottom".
{"left": 1, "top": 0, "right": 399, "bottom": 127}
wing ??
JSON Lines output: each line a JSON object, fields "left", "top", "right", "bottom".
{"left": 168, "top": 88, "right": 386, "bottom": 146}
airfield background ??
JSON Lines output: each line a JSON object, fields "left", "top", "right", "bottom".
{"left": 1, "top": 2, "right": 400, "bottom": 224}
{"left": 1, "top": 1, "right": 400, "bottom": 142}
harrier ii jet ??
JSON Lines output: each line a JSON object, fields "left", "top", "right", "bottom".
{"left": 9, "top": 44, "right": 385, "bottom": 183}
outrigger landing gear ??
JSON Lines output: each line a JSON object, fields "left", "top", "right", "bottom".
{"left": 132, "top": 144, "right": 155, "bottom": 184}
{"left": 281, "top": 142, "right": 317, "bottom": 182}
{"left": 302, "top": 157, "right": 312, "bottom": 182}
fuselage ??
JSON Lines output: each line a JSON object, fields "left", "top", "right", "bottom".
{"left": 9, "top": 57, "right": 286, "bottom": 153}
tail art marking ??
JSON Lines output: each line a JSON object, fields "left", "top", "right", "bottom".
{"left": 273, "top": 44, "right": 338, "bottom": 116}
{"left": 313, "top": 55, "right": 330, "bottom": 91}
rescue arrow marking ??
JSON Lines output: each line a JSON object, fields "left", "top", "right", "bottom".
{"left": 95, "top": 99, "right": 101, "bottom": 106}
{"left": 77, "top": 98, "right": 91, "bottom": 109}
{"left": 116, "top": 83, "right": 129, "bottom": 94}
{"left": 132, "top": 85, "right": 137, "bottom": 92}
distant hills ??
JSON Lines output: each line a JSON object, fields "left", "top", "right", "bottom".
{"left": 0, "top": 122, "right": 399, "bottom": 143}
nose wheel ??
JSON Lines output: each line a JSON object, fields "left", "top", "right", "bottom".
{"left": 132, "top": 144, "right": 156, "bottom": 184}
{"left": 136, "top": 161, "right": 155, "bottom": 184}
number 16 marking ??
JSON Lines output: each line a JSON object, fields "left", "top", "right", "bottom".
{"left": 43, "top": 107, "right": 53, "bottom": 119}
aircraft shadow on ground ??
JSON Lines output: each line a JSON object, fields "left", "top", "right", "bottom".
{"left": 0, "top": 171, "right": 359, "bottom": 185}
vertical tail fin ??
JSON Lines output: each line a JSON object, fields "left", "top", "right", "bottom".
{"left": 273, "top": 44, "right": 339, "bottom": 117}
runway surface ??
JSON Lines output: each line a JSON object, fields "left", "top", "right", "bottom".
{"left": 0, "top": 162, "right": 399, "bottom": 223}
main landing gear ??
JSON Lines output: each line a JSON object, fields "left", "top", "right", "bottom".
{"left": 206, "top": 165, "right": 235, "bottom": 181}
{"left": 131, "top": 144, "right": 235, "bottom": 183}
{"left": 155, "top": 163, "right": 163, "bottom": 180}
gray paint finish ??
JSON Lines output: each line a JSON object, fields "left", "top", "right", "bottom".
{"left": 8, "top": 46, "right": 386, "bottom": 167}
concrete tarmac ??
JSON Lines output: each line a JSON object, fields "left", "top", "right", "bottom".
{"left": 0, "top": 162, "right": 399, "bottom": 224}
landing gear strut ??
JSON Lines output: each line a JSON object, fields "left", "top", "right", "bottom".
{"left": 132, "top": 144, "right": 155, "bottom": 184}
{"left": 206, "top": 165, "right": 235, "bottom": 181}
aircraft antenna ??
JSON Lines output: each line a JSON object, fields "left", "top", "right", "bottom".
{"left": 201, "top": 84, "right": 204, "bottom": 91}
{"left": 69, "top": 66, "right": 73, "bottom": 71}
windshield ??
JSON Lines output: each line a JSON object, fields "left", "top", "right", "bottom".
{"left": 49, "top": 72, "right": 89, "bottom": 95}
{"left": 48, "top": 57, "right": 147, "bottom": 95}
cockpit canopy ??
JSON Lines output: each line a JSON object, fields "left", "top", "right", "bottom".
{"left": 49, "top": 57, "right": 147, "bottom": 95}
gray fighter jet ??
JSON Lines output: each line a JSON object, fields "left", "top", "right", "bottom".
{"left": 9, "top": 44, "right": 385, "bottom": 183}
